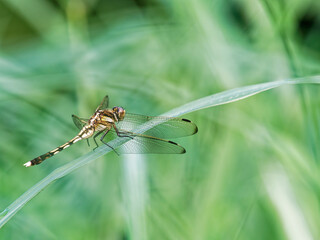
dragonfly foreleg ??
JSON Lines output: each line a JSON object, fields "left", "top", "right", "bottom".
{"left": 100, "top": 129, "right": 119, "bottom": 156}
{"left": 113, "top": 124, "right": 134, "bottom": 139}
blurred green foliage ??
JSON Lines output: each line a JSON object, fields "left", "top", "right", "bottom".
{"left": 0, "top": 0, "right": 319, "bottom": 239}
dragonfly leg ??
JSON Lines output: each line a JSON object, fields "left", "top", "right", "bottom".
{"left": 113, "top": 124, "right": 134, "bottom": 139}
{"left": 100, "top": 129, "right": 119, "bottom": 156}
{"left": 86, "top": 139, "right": 90, "bottom": 147}
{"left": 93, "top": 131, "right": 103, "bottom": 150}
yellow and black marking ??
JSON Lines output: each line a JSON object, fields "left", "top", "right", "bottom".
{"left": 24, "top": 136, "right": 82, "bottom": 167}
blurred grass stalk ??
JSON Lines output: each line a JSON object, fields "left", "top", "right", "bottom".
{"left": 122, "top": 155, "right": 148, "bottom": 240}
{"left": 263, "top": 165, "right": 313, "bottom": 240}
{"left": 2, "top": 0, "right": 68, "bottom": 45}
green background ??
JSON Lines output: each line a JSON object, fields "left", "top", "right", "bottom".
{"left": 0, "top": 0, "right": 319, "bottom": 239}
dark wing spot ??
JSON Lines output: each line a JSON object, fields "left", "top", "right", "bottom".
{"left": 167, "top": 141, "right": 186, "bottom": 154}
{"left": 182, "top": 118, "right": 191, "bottom": 122}
{"left": 168, "top": 140, "right": 178, "bottom": 145}
{"left": 182, "top": 118, "right": 198, "bottom": 134}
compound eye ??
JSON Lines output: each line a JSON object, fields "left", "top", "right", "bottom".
{"left": 117, "top": 107, "right": 125, "bottom": 119}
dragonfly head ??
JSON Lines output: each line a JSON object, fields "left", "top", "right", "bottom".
{"left": 112, "top": 106, "right": 126, "bottom": 121}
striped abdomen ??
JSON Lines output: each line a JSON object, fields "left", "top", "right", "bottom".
{"left": 24, "top": 135, "right": 82, "bottom": 167}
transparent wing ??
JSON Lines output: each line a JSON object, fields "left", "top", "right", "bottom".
{"left": 103, "top": 129, "right": 186, "bottom": 154}
{"left": 95, "top": 95, "right": 109, "bottom": 111}
{"left": 116, "top": 113, "right": 198, "bottom": 139}
{"left": 72, "top": 114, "right": 88, "bottom": 130}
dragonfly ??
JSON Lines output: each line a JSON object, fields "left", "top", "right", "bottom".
{"left": 24, "top": 95, "right": 198, "bottom": 167}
